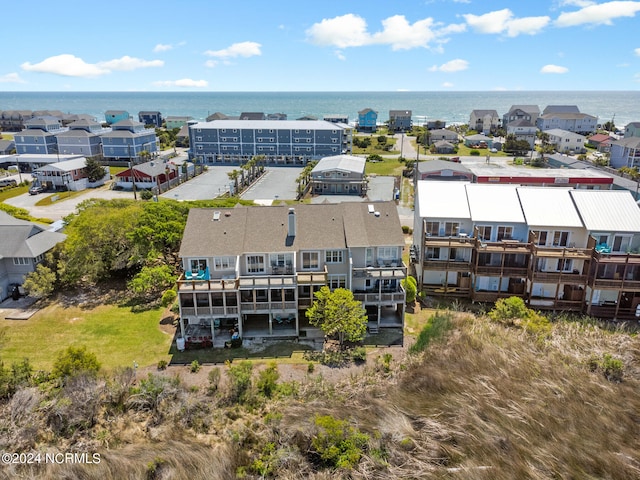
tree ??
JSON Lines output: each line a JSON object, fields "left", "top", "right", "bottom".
{"left": 401, "top": 276, "right": 417, "bottom": 304}
{"left": 127, "top": 265, "right": 176, "bottom": 299}
{"left": 503, "top": 134, "right": 531, "bottom": 156}
{"left": 306, "top": 287, "right": 367, "bottom": 346}
{"left": 51, "top": 346, "right": 101, "bottom": 380}
{"left": 23, "top": 263, "right": 56, "bottom": 298}
{"left": 85, "top": 157, "right": 107, "bottom": 183}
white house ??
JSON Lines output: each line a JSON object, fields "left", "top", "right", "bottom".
{"left": 545, "top": 128, "right": 587, "bottom": 154}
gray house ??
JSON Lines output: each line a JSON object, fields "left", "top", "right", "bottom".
{"left": 0, "top": 211, "right": 66, "bottom": 300}
{"left": 310, "top": 155, "right": 366, "bottom": 195}
{"left": 389, "top": 110, "right": 412, "bottom": 132}
{"left": 56, "top": 119, "right": 109, "bottom": 157}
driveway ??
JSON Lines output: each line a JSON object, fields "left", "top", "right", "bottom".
{"left": 240, "top": 167, "right": 303, "bottom": 204}
{"left": 160, "top": 166, "right": 237, "bottom": 201}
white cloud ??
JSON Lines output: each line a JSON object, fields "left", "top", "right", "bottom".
{"left": 98, "top": 56, "right": 163, "bottom": 71}
{"left": 335, "top": 50, "right": 346, "bottom": 61}
{"left": 21, "top": 53, "right": 163, "bottom": 78}
{"left": 540, "top": 64, "right": 569, "bottom": 73}
{"left": 429, "top": 59, "right": 469, "bottom": 72}
{"left": 306, "top": 13, "right": 464, "bottom": 50}
{"left": 153, "top": 44, "right": 173, "bottom": 53}
{"left": 153, "top": 78, "right": 208, "bottom": 88}
{"left": 0, "top": 72, "right": 25, "bottom": 83}
{"left": 558, "top": 0, "right": 596, "bottom": 7}
{"left": 205, "top": 60, "right": 218, "bottom": 68}
{"left": 463, "top": 8, "right": 550, "bottom": 36}
{"left": 442, "top": 82, "right": 454, "bottom": 88}
{"left": 306, "top": 14, "right": 371, "bottom": 48}
{"left": 21, "top": 54, "right": 109, "bottom": 77}
{"left": 635, "top": 47, "right": 640, "bottom": 55}
{"left": 555, "top": 1, "right": 640, "bottom": 27}
{"left": 204, "top": 41, "right": 262, "bottom": 59}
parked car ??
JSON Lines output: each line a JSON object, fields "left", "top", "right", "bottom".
{"left": 0, "top": 178, "right": 17, "bottom": 187}
{"left": 29, "top": 184, "right": 45, "bottom": 195}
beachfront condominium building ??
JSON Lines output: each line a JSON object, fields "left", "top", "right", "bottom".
{"left": 388, "top": 110, "right": 412, "bottom": 132}
{"left": 413, "top": 181, "right": 640, "bottom": 320}
{"left": 537, "top": 105, "right": 597, "bottom": 135}
{"left": 310, "top": 154, "right": 367, "bottom": 196}
{"left": 188, "top": 119, "right": 353, "bottom": 165}
{"left": 176, "top": 202, "right": 406, "bottom": 348}
{"left": 100, "top": 118, "right": 159, "bottom": 162}
{"left": 55, "top": 119, "right": 110, "bottom": 157}
{"left": 14, "top": 116, "right": 64, "bottom": 155}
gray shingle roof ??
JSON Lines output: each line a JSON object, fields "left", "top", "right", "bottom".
{"left": 0, "top": 211, "right": 66, "bottom": 259}
{"left": 179, "top": 202, "right": 403, "bottom": 258}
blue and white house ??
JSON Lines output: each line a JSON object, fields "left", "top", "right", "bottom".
{"left": 100, "top": 119, "right": 159, "bottom": 162}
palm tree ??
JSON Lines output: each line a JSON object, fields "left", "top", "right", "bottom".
{"left": 227, "top": 169, "right": 240, "bottom": 195}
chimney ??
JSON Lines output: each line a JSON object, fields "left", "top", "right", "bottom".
{"left": 288, "top": 208, "right": 296, "bottom": 237}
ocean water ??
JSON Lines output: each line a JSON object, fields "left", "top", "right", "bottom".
{"left": 0, "top": 91, "right": 638, "bottom": 128}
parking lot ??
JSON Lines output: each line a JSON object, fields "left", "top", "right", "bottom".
{"left": 240, "top": 167, "right": 302, "bottom": 203}
{"left": 160, "top": 166, "right": 237, "bottom": 201}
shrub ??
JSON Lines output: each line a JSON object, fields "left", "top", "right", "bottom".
{"left": 227, "top": 361, "right": 253, "bottom": 403}
{"left": 157, "top": 359, "right": 168, "bottom": 370}
{"left": 470, "top": 149, "right": 480, "bottom": 156}
{"left": 51, "top": 346, "right": 101, "bottom": 381}
{"left": 590, "top": 353, "right": 624, "bottom": 382}
{"left": 401, "top": 225, "right": 413, "bottom": 234}
{"left": 161, "top": 289, "right": 177, "bottom": 307}
{"left": 256, "top": 362, "right": 279, "bottom": 398}
{"left": 351, "top": 346, "right": 367, "bottom": 363}
{"left": 207, "top": 367, "right": 221, "bottom": 395}
{"left": 307, "top": 362, "right": 315, "bottom": 374}
{"left": 488, "top": 296, "right": 530, "bottom": 324}
{"left": 311, "top": 415, "right": 369, "bottom": 469}
{"left": 190, "top": 360, "right": 201, "bottom": 373}
{"left": 402, "top": 276, "right": 417, "bottom": 303}
{"left": 140, "top": 189, "right": 154, "bottom": 201}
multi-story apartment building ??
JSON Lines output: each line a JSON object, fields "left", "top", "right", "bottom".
{"left": 55, "top": 119, "right": 110, "bottom": 157}
{"left": 14, "top": 116, "right": 65, "bottom": 155}
{"left": 188, "top": 120, "right": 353, "bottom": 165}
{"left": 502, "top": 105, "right": 540, "bottom": 128}
{"left": 138, "top": 111, "right": 163, "bottom": 128}
{"left": 177, "top": 202, "right": 406, "bottom": 347}
{"left": 310, "top": 155, "right": 367, "bottom": 196}
{"left": 100, "top": 118, "right": 159, "bottom": 162}
{"left": 537, "top": 105, "right": 597, "bottom": 135}
{"left": 413, "top": 181, "right": 640, "bottom": 319}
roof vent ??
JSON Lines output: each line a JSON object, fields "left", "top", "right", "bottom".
{"left": 367, "top": 204, "right": 375, "bottom": 214}
{"left": 213, "top": 211, "right": 221, "bottom": 221}
{"left": 374, "top": 211, "right": 380, "bottom": 217}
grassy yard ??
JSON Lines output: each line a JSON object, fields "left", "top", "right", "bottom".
{"left": 365, "top": 157, "right": 406, "bottom": 176}
{"left": 0, "top": 184, "right": 30, "bottom": 202}
{"left": 34, "top": 188, "right": 88, "bottom": 207}
{"left": 0, "top": 303, "right": 172, "bottom": 371}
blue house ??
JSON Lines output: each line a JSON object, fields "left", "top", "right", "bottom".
{"left": 100, "top": 118, "right": 159, "bottom": 161}
{"left": 56, "top": 119, "right": 109, "bottom": 157}
{"left": 14, "top": 116, "right": 63, "bottom": 154}
{"left": 104, "top": 110, "right": 130, "bottom": 125}
{"left": 358, "top": 108, "right": 378, "bottom": 133}
{"left": 138, "top": 111, "right": 163, "bottom": 128}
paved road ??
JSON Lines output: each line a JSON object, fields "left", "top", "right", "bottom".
{"left": 160, "top": 166, "right": 237, "bottom": 201}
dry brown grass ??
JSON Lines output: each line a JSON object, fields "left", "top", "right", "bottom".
{"left": 1, "top": 312, "right": 639, "bottom": 479}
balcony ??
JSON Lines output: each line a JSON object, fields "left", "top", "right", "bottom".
{"left": 353, "top": 289, "right": 405, "bottom": 304}
{"left": 474, "top": 265, "right": 528, "bottom": 276}
{"left": 238, "top": 274, "right": 296, "bottom": 289}
{"left": 422, "top": 284, "right": 471, "bottom": 297}
{"left": 180, "top": 306, "right": 239, "bottom": 317}
{"left": 477, "top": 240, "right": 530, "bottom": 254}
{"left": 177, "top": 274, "right": 238, "bottom": 292}
{"left": 240, "top": 301, "right": 297, "bottom": 313}
{"left": 529, "top": 271, "right": 588, "bottom": 284}
{"left": 297, "top": 266, "right": 328, "bottom": 285}
{"left": 531, "top": 245, "right": 591, "bottom": 260}
{"left": 590, "top": 278, "right": 640, "bottom": 290}
{"left": 422, "top": 259, "right": 472, "bottom": 271}
{"left": 352, "top": 262, "right": 406, "bottom": 279}
{"left": 423, "top": 234, "right": 474, "bottom": 248}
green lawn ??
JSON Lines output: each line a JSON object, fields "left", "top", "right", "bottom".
{"left": 0, "top": 303, "right": 172, "bottom": 371}
{"left": 365, "top": 158, "right": 406, "bottom": 176}
{"left": 0, "top": 184, "right": 30, "bottom": 202}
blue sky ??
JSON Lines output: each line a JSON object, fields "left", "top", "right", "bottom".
{"left": 2, "top": 0, "right": 640, "bottom": 91}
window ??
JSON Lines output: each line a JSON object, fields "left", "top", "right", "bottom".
{"left": 247, "top": 255, "right": 265, "bottom": 273}
{"left": 301, "top": 251, "right": 319, "bottom": 269}
{"left": 13, "top": 257, "right": 30, "bottom": 265}
{"left": 612, "top": 235, "right": 632, "bottom": 253}
{"left": 557, "top": 259, "right": 573, "bottom": 272}
{"left": 477, "top": 226, "right": 492, "bottom": 241}
{"left": 425, "top": 221, "right": 439, "bottom": 236}
{"left": 497, "top": 226, "right": 513, "bottom": 241}
{"left": 532, "top": 230, "right": 548, "bottom": 246}
{"left": 365, "top": 248, "right": 374, "bottom": 266}
{"left": 214, "top": 256, "right": 235, "bottom": 270}
{"left": 594, "top": 234, "right": 609, "bottom": 245}
{"left": 270, "top": 253, "right": 293, "bottom": 269}
{"left": 34, "top": 254, "right": 44, "bottom": 263}
{"left": 325, "top": 250, "right": 343, "bottom": 263}
{"left": 552, "top": 231, "right": 570, "bottom": 247}
{"left": 189, "top": 259, "right": 207, "bottom": 272}
{"left": 377, "top": 247, "right": 397, "bottom": 260}
{"left": 328, "top": 275, "right": 347, "bottom": 289}
{"left": 426, "top": 247, "right": 440, "bottom": 259}
{"left": 444, "top": 222, "right": 459, "bottom": 236}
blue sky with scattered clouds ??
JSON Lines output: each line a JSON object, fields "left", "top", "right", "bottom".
{"left": 2, "top": 0, "right": 640, "bottom": 91}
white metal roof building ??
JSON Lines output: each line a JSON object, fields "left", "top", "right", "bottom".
{"left": 570, "top": 190, "right": 640, "bottom": 233}
{"left": 517, "top": 187, "right": 584, "bottom": 228}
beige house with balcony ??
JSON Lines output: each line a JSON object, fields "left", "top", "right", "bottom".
{"left": 177, "top": 202, "right": 406, "bottom": 348}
